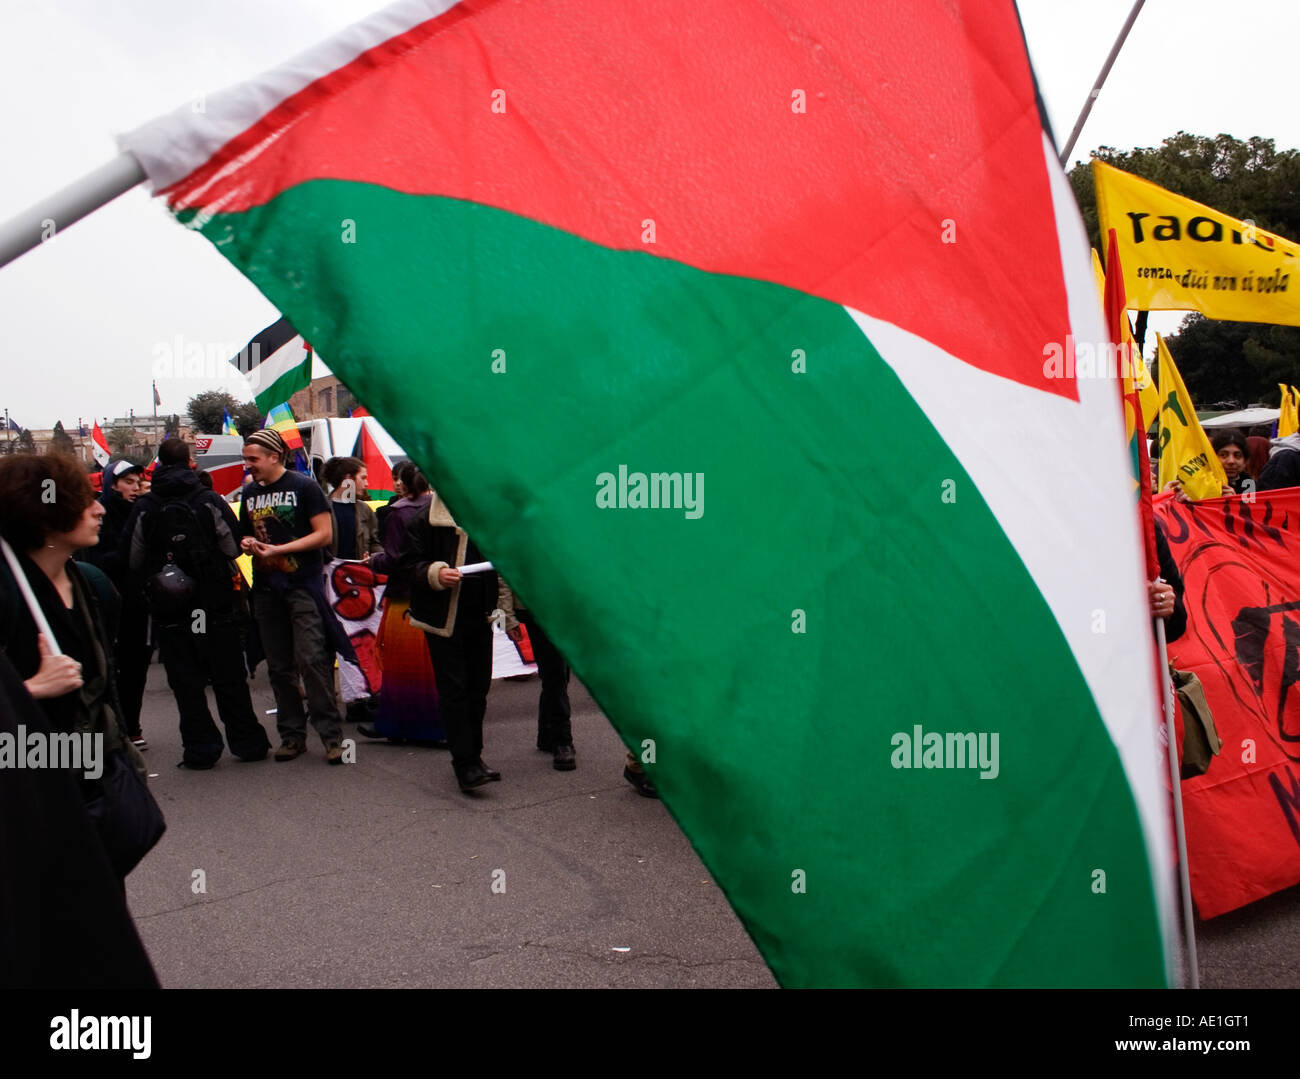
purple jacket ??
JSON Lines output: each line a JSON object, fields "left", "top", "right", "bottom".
{"left": 371, "top": 493, "right": 431, "bottom": 598}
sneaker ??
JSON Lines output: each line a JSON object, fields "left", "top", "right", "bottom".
{"left": 552, "top": 744, "right": 576, "bottom": 771}
{"left": 130, "top": 735, "right": 148, "bottom": 751}
{"left": 326, "top": 743, "right": 346, "bottom": 766}
{"left": 274, "top": 740, "right": 306, "bottom": 762}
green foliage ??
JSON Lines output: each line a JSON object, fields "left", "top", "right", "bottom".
{"left": 186, "top": 390, "right": 241, "bottom": 435}
{"left": 187, "top": 390, "right": 262, "bottom": 438}
{"left": 49, "top": 420, "right": 75, "bottom": 456}
{"left": 1069, "top": 132, "right": 1300, "bottom": 253}
{"left": 13, "top": 428, "right": 36, "bottom": 455}
{"left": 1069, "top": 133, "right": 1300, "bottom": 407}
{"left": 104, "top": 424, "right": 136, "bottom": 455}
{"left": 233, "top": 402, "right": 263, "bottom": 438}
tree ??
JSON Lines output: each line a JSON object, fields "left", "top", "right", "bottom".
{"left": 186, "top": 390, "right": 243, "bottom": 435}
{"left": 49, "top": 420, "right": 75, "bottom": 456}
{"left": 1068, "top": 133, "right": 1300, "bottom": 408}
{"left": 104, "top": 424, "right": 135, "bottom": 456}
{"left": 233, "top": 402, "right": 263, "bottom": 438}
{"left": 13, "top": 429, "right": 36, "bottom": 455}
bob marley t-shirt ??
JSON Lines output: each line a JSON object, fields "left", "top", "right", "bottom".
{"left": 238, "top": 471, "right": 330, "bottom": 589}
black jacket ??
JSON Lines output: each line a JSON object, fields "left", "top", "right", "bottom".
{"left": 121, "top": 463, "right": 243, "bottom": 615}
{"left": 77, "top": 488, "right": 135, "bottom": 587}
{"left": 0, "top": 651, "right": 159, "bottom": 989}
{"left": 1155, "top": 525, "right": 1187, "bottom": 643}
{"left": 397, "top": 495, "right": 497, "bottom": 637}
{"left": 1257, "top": 443, "right": 1300, "bottom": 492}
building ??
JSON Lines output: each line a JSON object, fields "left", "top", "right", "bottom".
{"left": 2, "top": 416, "right": 193, "bottom": 466}
{"left": 288, "top": 374, "right": 356, "bottom": 421}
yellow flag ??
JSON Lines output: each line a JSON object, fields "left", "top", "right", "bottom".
{"left": 1094, "top": 160, "right": 1300, "bottom": 326}
{"left": 1156, "top": 335, "right": 1228, "bottom": 500}
{"left": 1280, "top": 383, "right": 1300, "bottom": 438}
{"left": 1090, "top": 249, "right": 1160, "bottom": 422}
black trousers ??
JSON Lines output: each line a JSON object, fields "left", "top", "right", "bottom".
{"left": 114, "top": 602, "right": 152, "bottom": 739}
{"left": 425, "top": 617, "right": 493, "bottom": 768}
{"left": 158, "top": 618, "right": 271, "bottom": 765}
{"left": 520, "top": 611, "right": 572, "bottom": 747}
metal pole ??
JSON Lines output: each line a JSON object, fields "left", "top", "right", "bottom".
{"left": 0, "top": 152, "right": 146, "bottom": 270}
{"left": 1155, "top": 617, "right": 1200, "bottom": 988}
{"left": 1058, "top": 0, "right": 1147, "bottom": 166}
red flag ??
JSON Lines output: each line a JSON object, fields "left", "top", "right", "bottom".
{"left": 90, "top": 422, "right": 110, "bottom": 469}
{"left": 355, "top": 422, "right": 391, "bottom": 499}
{"left": 1106, "top": 228, "right": 1159, "bottom": 581}
{"left": 350, "top": 405, "right": 370, "bottom": 418}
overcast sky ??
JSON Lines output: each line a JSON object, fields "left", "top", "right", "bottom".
{"left": 1, "top": 0, "right": 1297, "bottom": 429}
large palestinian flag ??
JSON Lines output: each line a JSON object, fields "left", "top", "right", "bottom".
{"left": 123, "top": 0, "right": 1173, "bottom": 986}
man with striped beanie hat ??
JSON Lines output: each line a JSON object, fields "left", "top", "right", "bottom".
{"left": 238, "top": 429, "right": 347, "bottom": 764}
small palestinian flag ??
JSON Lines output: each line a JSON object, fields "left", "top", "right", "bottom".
{"left": 355, "top": 422, "right": 394, "bottom": 501}
{"left": 229, "top": 316, "right": 312, "bottom": 413}
{"left": 123, "top": 0, "right": 1173, "bottom": 987}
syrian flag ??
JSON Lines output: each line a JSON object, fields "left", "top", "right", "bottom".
{"left": 122, "top": 0, "right": 1173, "bottom": 987}
{"left": 90, "top": 421, "right": 110, "bottom": 469}
{"left": 228, "top": 316, "right": 312, "bottom": 413}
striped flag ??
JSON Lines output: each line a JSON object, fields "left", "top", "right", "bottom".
{"left": 124, "top": 0, "right": 1173, "bottom": 987}
{"left": 354, "top": 422, "right": 393, "bottom": 500}
{"left": 229, "top": 317, "right": 312, "bottom": 413}
{"left": 89, "top": 421, "right": 110, "bottom": 469}
{"left": 263, "top": 402, "right": 304, "bottom": 453}
{"left": 222, "top": 408, "right": 239, "bottom": 437}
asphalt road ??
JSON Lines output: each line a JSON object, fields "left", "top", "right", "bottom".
{"left": 123, "top": 657, "right": 1298, "bottom": 989}
{"left": 125, "top": 660, "right": 777, "bottom": 989}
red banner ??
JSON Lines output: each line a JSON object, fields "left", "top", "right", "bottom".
{"left": 1156, "top": 487, "right": 1300, "bottom": 917}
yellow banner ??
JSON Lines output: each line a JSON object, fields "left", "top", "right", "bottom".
{"left": 1089, "top": 249, "right": 1159, "bottom": 423}
{"left": 1156, "top": 335, "right": 1227, "bottom": 500}
{"left": 1094, "top": 160, "right": 1300, "bottom": 326}
{"left": 1280, "top": 384, "right": 1300, "bottom": 438}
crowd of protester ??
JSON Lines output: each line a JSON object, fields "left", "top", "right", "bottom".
{"left": 20, "top": 415, "right": 1282, "bottom": 985}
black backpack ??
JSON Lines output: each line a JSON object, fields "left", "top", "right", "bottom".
{"left": 142, "top": 491, "right": 230, "bottom": 623}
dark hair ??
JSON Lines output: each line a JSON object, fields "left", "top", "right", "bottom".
{"left": 197, "top": 470, "right": 213, "bottom": 489}
{"left": 321, "top": 456, "right": 364, "bottom": 490}
{"left": 158, "top": 438, "right": 191, "bottom": 466}
{"left": 400, "top": 461, "right": 429, "bottom": 497}
{"left": 1211, "top": 430, "right": 1249, "bottom": 457}
{"left": 0, "top": 454, "right": 95, "bottom": 551}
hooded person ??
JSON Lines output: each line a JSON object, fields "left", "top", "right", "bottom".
{"left": 1256, "top": 432, "right": 1300, "bottom": 492}
{"left": 77, "top": 457, "right": 151, "bottom": 751}
{"left": 121, "top": 438, "right": 272, "bottom": 768}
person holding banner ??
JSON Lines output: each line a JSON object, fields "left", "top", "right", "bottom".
{"left": 0, "top": 454, "right": 156, "bottom": 874}
{"left": 398, "top": 491, "right": 499, "bottom": 792}
{"left": 1211, "top": 431, "right": 1253, "bottom": 496}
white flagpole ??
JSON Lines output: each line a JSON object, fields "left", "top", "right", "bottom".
{"left": 0, "top": 152, "right": 145, "bottom": 270}
{"left": 1058, "top": 0, "right": 1147, "bottom": 166}
{"left": 1155, "top": 616, "right": 1200, "bottom": 988}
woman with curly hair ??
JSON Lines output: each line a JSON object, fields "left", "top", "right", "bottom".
{"left": 0, "top": 453, "right": 158, "bottom": 877}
